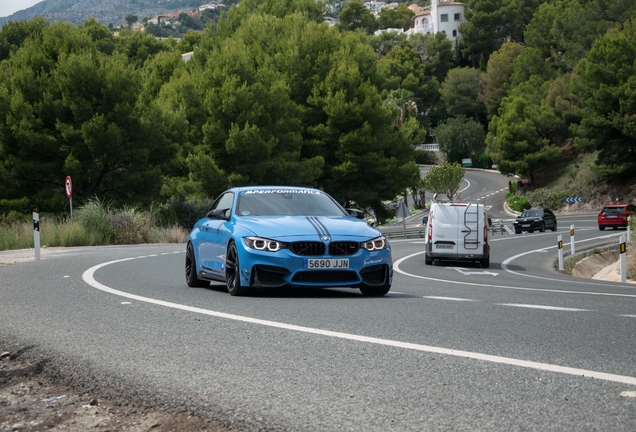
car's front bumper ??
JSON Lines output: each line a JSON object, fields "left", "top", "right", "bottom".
{"left": 237, "top": 245, "right": 393, "bottom": 288}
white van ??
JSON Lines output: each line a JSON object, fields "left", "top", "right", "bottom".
{"left": 422, "top": 202, "right": 490, "bottom": 268}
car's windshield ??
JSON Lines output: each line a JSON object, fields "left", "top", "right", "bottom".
{"left": 236, "top": 189, "right": 348, "bottom": 217}
{"left": 521, "top": 210, "right": 542, "bottom": 218}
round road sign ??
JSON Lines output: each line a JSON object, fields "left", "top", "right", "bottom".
{"left": 65, "top": 176, "right": 72, "bottom": 199}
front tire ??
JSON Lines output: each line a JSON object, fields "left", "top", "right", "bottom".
{"left": 359, "top": 284, "right": 391, "bottom": 296}
{"left": 226, "top": 242, "right": 250, "bottom": 296}
{"left": 540, "top": 222, "right": 545, "bottom": 232}
{"left": 185, "top": 242, "right": 209, "bottom": 288}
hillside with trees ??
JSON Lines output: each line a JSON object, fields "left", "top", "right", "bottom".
{"left": 0, "top": 0, "right": 635, "bottom": 227}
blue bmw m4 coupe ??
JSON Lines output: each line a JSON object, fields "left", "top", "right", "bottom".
{"left": 185, "top": 186, "right": 393, "bottom": 296}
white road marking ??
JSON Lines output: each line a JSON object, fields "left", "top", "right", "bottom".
{"left": 424, "top": 296, "right": 475, "bottom": 302}
{"left": 82, "top": 255, "right": 636, "bottom": 386}
{"left": 394, "top": 251, "right": 636, "bottom": 298}
{"left": 498, "top": 303, "right": 590, "bottom": 312}
{"left": 500, "top": 233, "right": 627, "bottom": 286}
{"left": 447, "top": 267, "right": 499, "bottom": 276}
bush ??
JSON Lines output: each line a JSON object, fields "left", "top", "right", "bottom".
{"left": 473, "top": 153, "right": 493, "bottom": 169}
{"left": 413, "top": 150, "right": 437, "bottom": 165}
{"left": 526, "top": 188, "right": 568, "bottom": 210}
{"left": 159, "top": 196, "right": 215, "bottom": 229}
{"left": 506, "top": 192, "right": 531, "bottom": 212}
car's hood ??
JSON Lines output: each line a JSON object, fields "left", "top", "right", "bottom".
{"left": 235, "top": 215, "right": 381, "bottom": 240}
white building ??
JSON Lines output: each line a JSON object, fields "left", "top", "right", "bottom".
{"left": 407, "top": 0, "right": 464, "bottom": 40}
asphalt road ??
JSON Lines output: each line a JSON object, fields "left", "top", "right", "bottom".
{"left": 1, "top": 173, "right": 635, "bottom": 431}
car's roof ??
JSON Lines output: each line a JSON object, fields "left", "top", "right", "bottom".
{"left": 602, "top": 204, "right": 630, "bottom": 207}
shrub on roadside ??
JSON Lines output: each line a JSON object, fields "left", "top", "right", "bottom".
{"left": 526, "top": 188, "right": 568, "bottom": 210}
{"left": 505, "top": 193, "right": 531, "bottom": 212}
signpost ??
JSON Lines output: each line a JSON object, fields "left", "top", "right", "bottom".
{"left": 65, "top": 176, "right": 73, "bottom": 222}
{"left": 33, "top": 212, "right": 40, "bottom": 261}
{"left": 396, "top": 199, "right": 409, "bottom": 238}
{"left": 620, "top": 235, "right": 626, "bottom": 284}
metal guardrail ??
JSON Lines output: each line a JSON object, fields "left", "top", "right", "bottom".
{"left": 382, "top": 229, "right": 426, "bottom": 239}
{"left": 380, "top": 220, "right": 513, "bottom": 239}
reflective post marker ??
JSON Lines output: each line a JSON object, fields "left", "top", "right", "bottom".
{"left": 558, "top": 234, "right": 563, "bottom": 271}
{"left": 33, "top": 212, "right": 40, "bottom": 261}
{"left": 620, "top": 235, "right": 626, "bottom": 284}
{"left": 570, "top": 224, "right": 575, "bottom": 255}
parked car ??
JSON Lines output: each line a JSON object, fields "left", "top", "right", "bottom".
{"left": 598, "top": 204, "right": 636, "bottom": 230}
{"left": 185, "top": 186, "right": 393, "bottom": 297}
{"left": 513, "top": 208, "right": 557, "bottom": 234}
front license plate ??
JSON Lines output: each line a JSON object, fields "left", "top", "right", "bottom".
{"left": 522, "top": 224, "right": 530, "bottom": 227}
{"left": 435, "top": 244, "right": 453, "bottom": 249}
{"left": 306, "top": 258, "right": 349, "bottom": 269}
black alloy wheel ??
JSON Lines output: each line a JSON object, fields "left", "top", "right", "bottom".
{"left": 185, "top": 242, "right": 209, "bottom": 288}
{"left": 226, "top": 242, "right": 250, "bottom": 296}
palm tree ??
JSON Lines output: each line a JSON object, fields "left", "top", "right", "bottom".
{"left": 385, "top": 88, "right": 418, "bottom": 129}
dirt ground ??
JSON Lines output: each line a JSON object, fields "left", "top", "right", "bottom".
{"left": 0, "top": 351, "right": 222, "bottom": 432}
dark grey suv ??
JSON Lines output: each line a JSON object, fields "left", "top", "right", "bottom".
{"left": 514, "top": 208, "right": 557, "bottom": 234}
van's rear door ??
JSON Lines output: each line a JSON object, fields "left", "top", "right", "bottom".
{"left": 456, "top": 203, "right": 483, "bottom": 255}
{"left": 432, "top": 204, "right": 462, "bottom": 254}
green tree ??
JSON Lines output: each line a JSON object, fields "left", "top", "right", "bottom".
{"left": 439, "top": 67, "right": 485, "bottom": 120}
{"left": 376, "top": 4, "right": 415, "bottom": 31}
{"left": 423, "top": 162, "right": 465, "bottom": 201}
{"left": 0, "top": 21, "right": 177, "bottom": 211}
{"left": 0, "top": 17, "right": 49, "bottom": 61}
{"left": 486, "top": 77, "right": 562, "bottom": 185}
{"left": 434, "top": 116, "right": 486, "bottom": 164}
{"left": 459, "top": 0, "right": 521, "bottom": 66}
{"left": 572, "top": 20, "right": 636, "bottom": 177}
{"left": 338, "top": 0, "right": 376, "bottom": 34}
{"left": 479, "top": 42, "right": 524, "bottom": 118}
{"left": 125, "top": 14, "right": 138, "bottom": 27}
{"left": 377, "top": 43, "right": 428, "bottom": 102}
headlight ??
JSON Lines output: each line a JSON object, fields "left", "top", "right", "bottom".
{"left": 514, "top": 220, "right": 519, "bottom": 224}
{"left": 244, "top": 236, "right": 286, "bottom": 252}
{"left": 361, "top": 236, "right": 388, "bottom": 251}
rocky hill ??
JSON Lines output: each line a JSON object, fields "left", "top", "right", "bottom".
{"left": 0, "top": 0, "right": 203, "bottom": 27}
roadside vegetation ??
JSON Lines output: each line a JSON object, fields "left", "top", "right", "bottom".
{"left": 0, "top": 199, "right": 191, "bottom": 251}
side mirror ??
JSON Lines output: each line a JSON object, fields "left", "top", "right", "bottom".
{"left": 421, "top": 216, "right": 429, "bottom": 226}
{"left": 346, "top": 208, "right": 365, "bottom": 219}
{"left": 206, "top": 208, "right": 230, "bottom": 220}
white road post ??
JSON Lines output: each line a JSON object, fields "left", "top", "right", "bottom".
{"left": 570, "top": 224, "right": 575, "bottom": 255}
{"left": 33, "top": 212, "right": 40, "bottom": 261}
{"left": 620, "top": 235, "right": 626, "bottom": 284}
{"left": 558, "top": 234, "right": 564, "bottom": 271}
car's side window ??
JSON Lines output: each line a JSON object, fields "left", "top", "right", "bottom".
{"left": 210, "top": 193, "right": 234, "bottom": 215}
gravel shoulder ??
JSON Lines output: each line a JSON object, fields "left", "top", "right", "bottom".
{"left": 0, "top": 247, "right": 229, "bottom": 432}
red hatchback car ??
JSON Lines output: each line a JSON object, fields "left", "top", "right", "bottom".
{"left": 598, "top": 204, "right": 636, "bottom": 230}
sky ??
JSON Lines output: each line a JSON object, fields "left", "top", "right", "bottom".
{"left": 0, "top": 0, "right": 43, "bottom": 18}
